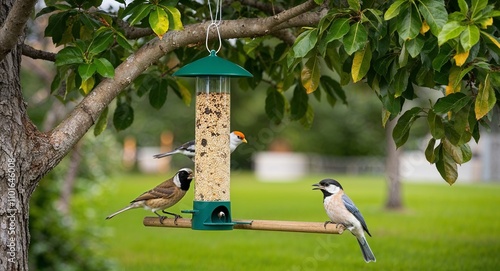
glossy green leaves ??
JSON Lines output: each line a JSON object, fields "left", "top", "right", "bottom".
{"left": 122, "top": 0, "right": 183, "bottom": 39}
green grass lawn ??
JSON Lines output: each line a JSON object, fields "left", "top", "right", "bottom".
{"left": 98, "top": 172, "right": 500, "bottom": 270}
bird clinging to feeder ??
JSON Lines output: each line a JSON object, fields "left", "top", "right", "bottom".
{"left": 153, "top": 131, "right": 247, "bottom": 161}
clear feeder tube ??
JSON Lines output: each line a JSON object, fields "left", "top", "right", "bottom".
{"left": 194, "top": 76, "right": 230, "bottom": 201}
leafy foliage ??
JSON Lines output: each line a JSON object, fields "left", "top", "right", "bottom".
{"left": 29, "top": 133, "right": 120, "bottom": 270}
{"left": 39, "top": 0, "right": 500, "bottom": 184}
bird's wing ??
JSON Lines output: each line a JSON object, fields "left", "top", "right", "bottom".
{"left": 131, "top": 182, "right": 177, "bottom": 202}
{"left": 177, "top": 140, "right": 195, "bottom": 152}
{"left": 342, "top": 194, "right": 371, "bottom": 236}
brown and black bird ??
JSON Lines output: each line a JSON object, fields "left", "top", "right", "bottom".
{"left": 106, "top": 168, "right": 194, "bottom": 223}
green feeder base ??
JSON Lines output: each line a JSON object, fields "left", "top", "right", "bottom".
{"left": 182, "top": 201, "right": 234, "bottom": 230}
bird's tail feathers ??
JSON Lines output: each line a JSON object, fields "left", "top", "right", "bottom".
{"left": 153, "top": 150, "right": 178, "bottom": 159}
{"left": 357, "top": 236, "right": 376, "bottom": 263}
{"left": 105, "top": 203, "right": 141, "bottom": 220}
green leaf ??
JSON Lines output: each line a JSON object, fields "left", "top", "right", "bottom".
{"left": 299, "top": 103, "right": 315, "bottom": 129}
{"left": 428, "top": 110, "right": 445, "bottom": 139}
{"left": 392, "top": 107, "right": 421, "bottom": 148}
{"left": 94, "top": 58, "right": 115, "bottom": 78}
{"left": 265, "top": 88, "right": 286, "bottom": 124}
{"left": 89, "top": 31, "right": 114, "bottom": 55}
{"left": 460, "top": 25, "right": 480, "bottom": 52}
{"left": 459, "top": 143, "right": 472, "bottom": 164}
{"left": 470, "top": 0, "right": 488, "bottom": 20}
{"left": 458, "top": 0, "right": 468, "bottom": 16}
{"left": 343, "top": 22, "right": 368, "bottom": 55}
{"left": 392, "top": 68, "right": 410, "bottom": 98}
{"left": 436, "top": 143, "right": 458, "bottom": 185}
{"left": 453, "top": 101, "right": 472, "bottom": 144}
{"left": 55, "top": 46, "right": 84, "bottom": 66}
{"left": 433, "top": 93, "right": 471, "bottom": 113}
{"left": 150, "top": 7, "right": 169, "bottom": 38}
{"left": 442, "top": 139, "right": 472, "bottom": 165}
{"left": 320, "top": 76, "right": 346, "bottom": 106}
{"left": 149, "top": 79, "right": 168, "bottom": 109}
{"left": 78, "top": 63, "right": 97, "bottom": 82}
{"left": 444, "top": 122, "right": 462, "bottom": 145}
{"left": 425, "top": 137, "right": 437, "bottom": 163}
{"left": 80, "top": 76, "right": 95, "bottom": 95}
{"left": 323, "top": 18, "right": 350, "bottom": 44}
{"left": 293, "top": 29, "right": 318, "bottom": 58}
{"left": 37, "top": 6, "right": 58, "bottom": 18}
{"left": 165, "top": 6, "right": 183, "bottom": 30}
{"left": 94, "top": 106, "right": 109, "bottom": 136}
{"left": 405, "top": 35, "right": 425, "bottom": 58}
{"left": 113, "top": 102, "right": 134, "bottom": 131}
{"left": 385, "top": 0, "right": 406, "bottom": 20}
{"left": 475, "top": 73, "right": 495, "bottom": 120}
{"left": 128, "top": 4, "right": 152, "bottom": 26}
{"left": 351, "top": 44, "right": 372, "bottom": 83}
{"left": 243, "top": 38, "right": 262, "bottom": 59}
{"left": 170, "top": 79, "right": 192, "bottom": 106}
{"left": 45, "top": 11, "right": 72, "bottom": 44}
{"left": 432, "top": 44, "right": 453, "bottom": 71}
{"left": 418, "top": 0, "right": 448, "bottom": 36}
{"left": 438, "top": 21, "right": 466, "bottom": 46}
{"left": 290, "top": 85, "right": 309, "bottom": 120}
{"left": 301, "top": 56, "right": 321, "bottom": 94}
{"left": 397, "top": 4, "right": 422, "bottom": 40}
{"left": 116, "top": 32, "right": 134, "bottom": 51}
{"left": 347, "top": 0, "right": 361, "bottom": 11}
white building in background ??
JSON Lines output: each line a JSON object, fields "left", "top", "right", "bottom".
{"left": 401, "top": 133, "right": 500, "bottom": 183}
{"left": 253, "top": 133, "right": 500, "bottom": 183}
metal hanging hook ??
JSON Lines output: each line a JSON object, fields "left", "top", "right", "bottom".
{"left": 205, "top": 0, "right": 222, "bottom": 54}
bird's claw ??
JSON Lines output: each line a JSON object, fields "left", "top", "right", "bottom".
{"left": 323, "top": 221, "right": 334, "bottom": 229}
{"left": 173, "top": 214, "right": 182, "bottom": 225}
{"left": 336, "top": 223, "right": 346, "bottom": 234}
{"left": 159, "top": 216, "right": 167, "bottom": 224}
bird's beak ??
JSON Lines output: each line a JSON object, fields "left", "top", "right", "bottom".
{"left": 312, "top": 183, "right": 322, "bottom": 190}
{"left": 188, "top": 171, "right": 194, "bottom": 180}
{"left": 242, "top": 138, "right": 248, "bottom": 144}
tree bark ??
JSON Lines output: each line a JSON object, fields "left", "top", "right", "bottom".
{"left": 385, "top": 119, "right": 403, "bottom": 209}
{"left": 0, "top": 35, "right": 38, "bottom": 271}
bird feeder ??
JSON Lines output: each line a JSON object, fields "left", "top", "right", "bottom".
{"left": 172, "top": 50, "right": 252, "bottom": 230}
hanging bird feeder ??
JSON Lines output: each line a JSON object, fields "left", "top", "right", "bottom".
{"left": 167, "top": 0, "right": 252, "bottom": 230}
{"left": 173, "top": 50, "right": 252, "bottom": 230}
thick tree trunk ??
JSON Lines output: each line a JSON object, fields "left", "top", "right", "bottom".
{"left": 0, "top": 44, "right": 33, "bottom": 271}
{"left": 385, "top": 119, "right": 403, "bottom": 209}
{"left": 0, "top": 3, "right": 54, "bottom": 269}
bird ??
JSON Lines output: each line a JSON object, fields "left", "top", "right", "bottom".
{"left": 152, "top": 131, "right": 247, "bottom": 161}
{"left": 106, "top": 168, "right": 194, "bottom": 224}
{"left": 313, "top": 179, "right": 376, "bottom": 263}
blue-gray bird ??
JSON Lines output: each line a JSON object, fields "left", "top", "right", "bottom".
{"left": 313, "top": 179, "right": 376, "bottom": 263}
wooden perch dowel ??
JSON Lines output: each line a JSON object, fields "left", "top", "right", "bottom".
{"left": 143, "top": 217, "right": 344, "bottom": 234}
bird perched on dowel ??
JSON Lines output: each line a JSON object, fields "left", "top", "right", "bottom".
{"left": 106, "top": 168, "right": 194, "bottom": 224}
{"left": 153, "top": 131, "right": 247, "bottom": 161}
{"left": 313, "top": 179, "right": 376, "bottom": 263}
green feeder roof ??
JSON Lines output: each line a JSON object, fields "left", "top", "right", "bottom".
{"left": 173, "top": 50, "right": 253, "bottom": 78}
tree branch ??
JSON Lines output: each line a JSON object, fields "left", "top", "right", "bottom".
{"left": 225, "top": 0, "right": 285, "bottom": 15}
{"left": 115, "top": 18, "right": 154, "bottom": 39}
{"left": 45, "top": 0, "right": 323, "bottom": 170}
{"left": 21, "top": 44, "right": 56, "bottom": 62}
{"left": 0, "top": 0, "right": 39, "bottom": 61}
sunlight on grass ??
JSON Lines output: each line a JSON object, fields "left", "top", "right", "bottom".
{"left": 98, "top": 172, "right": 500, "bottom": 270}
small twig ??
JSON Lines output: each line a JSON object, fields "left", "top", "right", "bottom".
{"left": 22, "top": 44, "right": 56, "bottom": 62}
